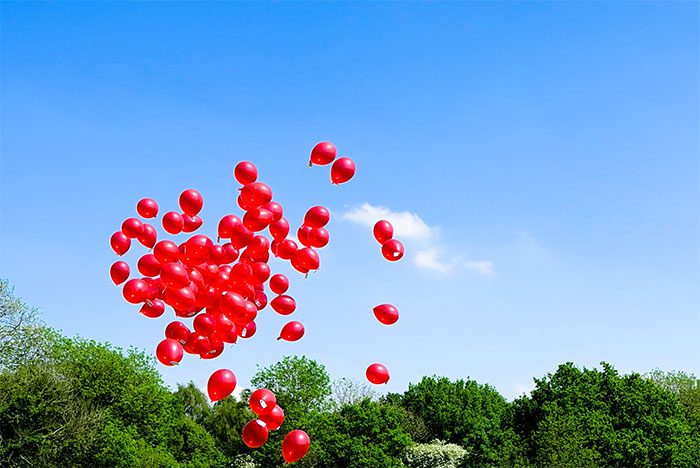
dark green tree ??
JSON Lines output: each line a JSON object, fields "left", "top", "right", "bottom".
{"left": 400, "top": 375, "right": 523, "bottom": 466}
{"left": 511, "top": 362, "right": 699, "bottom": 467}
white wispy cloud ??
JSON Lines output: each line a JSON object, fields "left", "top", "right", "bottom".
{"left": 414, "top": 248, "right": 452, "bottom": 274}
{"left": 464, "top": 260, "right": 494, "bottom": 276}
{"left": 341, "top": 203, "right": 435, "bottom": 242}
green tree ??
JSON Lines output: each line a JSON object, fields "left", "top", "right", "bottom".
{"left": 405, "top": 439, "right": 468, "bottom": 468}
{"left": 400, "top": 375, "right": 522, "bottom": 466}
{"left": 174, "top": 382, "right": 213, "bottom": 425}
{"left": 648, "top": 369, "right": 700, "bottom": 430}
{"left": 250, "top": 355, "right": 332, "bottom": 420}
{"left": 205, "top": 396, "right": 255, "bottom": 459}
{"left": 511, "top": 362, "right": 699, "bottom": 467}
{"left": 306, "top": 399, "right": 413, "bottom": 467}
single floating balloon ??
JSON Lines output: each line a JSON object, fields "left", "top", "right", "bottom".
{"left": 309, "top": 141, "right": 337, "bottom": 166}
{"left": 373, "top": 220, "right": 394, "bottom": 244}
{"left": 162, "top": 211, "right": 185, "bottom": 235}
{"left": 160, "top": 262, "right": 190, "bottom": 289}
{"left": 282, "top": 430, "right": 310, "bottom": 463}
{"left": 138, "top": 223, "right": 158, "bottom": 248}
{"left": 249, "top": 388, "right": 277, "bottom": 416}
{"left": 137, "top": 254, "right": 162, "bottom": 277}
{"left": 140, "top": 299, "right": 166, "bottom": 318}
{"left": 137, "top": 198, "right": 159, "bottom": 218}
{"left": 156, "top": 338, "right": 183, "bottom": 366}
{"left": 304, "top": 205, "right": 331, "bottom": 228}
{"left": 308, "top": 227, "right": 330, "bottom": 248}
{"left": 234, "top": 161, "right": 258, "bottom": 185}
{"left": 260, "top": 404, "right": 285, "bottom": 431}
{"left": 242, "top": 419, "right": 269, "bottom": 449}
{"left": 269, "top": 274, "right": 290, "bottom": 295}
{"left": 207, "top": 369, "right": 237, "bottom": 401}
{"left": 154, "top": 240, "right": 180, "bottom": 263}
{"left": 330, "top": 157, "right": 356, "bottom": 184}
{"left": 270, "top": 295, "right": 296, "bottom": 315}
{"left": 165, "top": 321, "right": 191, "bottom": 344}
{"left": 373, "top": 304, "right": 399, "bottom": 325}
{"left": 381, "top": 239, "right": 404, "bottom": 261}
{"left": 110, "top": 231, "right": 131, "bottom": 256}
{"left": 182, "top": 214, "right": 203, "bottom": 233}
{"left": 110, "top": 261, "right": 130, "bottom": 285}
{"left": 366, "top": 363, "right": 390, "bottom": 384}
{"left": 278, "top": 321, "right": 305, "bottom": 342}
{"left": 122, "top": 278, "right": 149, "bottom": 304}
{"left": 179, "top": 189, "right": 203, "bottom": 216}
{"left": 121, "top": 217, "right": 144, "bottom": 238}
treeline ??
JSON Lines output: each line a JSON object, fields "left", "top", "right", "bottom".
{"left": 1, "top": 280, "right": 698, "bottom": 467}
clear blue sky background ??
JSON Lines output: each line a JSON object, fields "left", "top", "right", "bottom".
{"left": 1, "top": 2, "right": 698, "bottom": 399}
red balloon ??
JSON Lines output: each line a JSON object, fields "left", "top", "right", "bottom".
{"left": 242, "top": 420, "right": 269, "bottom": 449}
{"left": 251, "top": 262, "right": 271, "bottom": 284}
{"left": 230, "top": 224, "right": 254, "bottom": 249}
{"left": 110, "top": 261, "right": 130, "bottom": 285}
{"left": 373, "top": 304, "right": 399, "bottom": 325}
{"left": 165, "top": 321, "right": 191, "bottom": 344}
{"left": 243, "top": 208, "right": 274, "bottom": 232}
{"left": 140, "top": 299, "right": 166, "bottom": 318}
{"left": 218, "top": 215, "right": 242, "bottom": 239}
{"left": 162, "top": 211, "right": 185, "bottom": 235}
{"left": 260, "top": 404, "right": 285, "bottom": 431}
{"left": 309, "top": 141, "right": 337, "bottom": 166}
{"left": 249, "top": 388, "right": 277, "bottom": 416}
{"left": 234, "top": 161, "right": 258, "bottom": 185}
{"left": 160, "top": 262, "right": 190, "bottom": 289}
{"left": 193, "top": 313, "right": 218, "bottom": 336}
{"left": 165, "top": 287, "right": 197, "bottom": 310}
{"left": 121, "top": 217, "right": 144, "bottom": 238}
{"left": 330, "top": 157, "right": 356, "bottom": 184}
{"left": 122, "top": 279, "right": 149, "bottom": 304}
{"left": 138, "top": 223, "right": 158, "bottom": 248}
{"left": 269, "top": 217, "right": 290, "bottom": 241}
{"left": 308, "top": 227, "right": 329, "bottom": 248}
{"left": 297, "top": 225, "right": 312, "bottom": 247}
{"left": 277, "top": 239, "right": 298, "bottom": 260}
{"left": 239, "top": 182, "right": 273, "bottom": 209}
{"left": 156, "top": 338, "right": 183, "bottom": 366}
{"left": 184, "top": 333, "right": 210, "bottom": 354}
{"left": 231, "top": 262, "right": 253, "bottom": 283}
{"left": 220, "top": 243, "right": 240, "bottom": 264}
{"left": 179, "top": 189, "right": 203, "bottom": 216}
{"left": 110, "top": 231, "right": 131, "bottom": 256}
{"left": 240, "top": 320, "right": 257, "bottom": 338}
{"left": 263, "top": 201, "right": 284, "bottom": 222}
{"left": 291, "top": 254, "right": 310, "bottom": 274}
{"left": 200, "top": 334, "right": 225, "bottom": 359}
{"left": 254, "top": 291, "right": 268, "bottom": 310}
{"left": 220, "top": 291, "right": 247, "bottom": 318}
{"left": 270, "top": 295, "right": 296, "bottom": 315}
{"left": 373, "top": 220, "right": 393, "bottom": 244}
{"left": 269, "top": 274, "right": 289, "bottom": 295}
{"left": 366, "top": 363, "right": 390, "bottom": 384}
{"left": 278, "top": 321, "right": 304, "bottom": 342}
{"left": 282, "top": 430, "right": 310, "bottom": 463}
{"left": 304, "top": 206, "right": 330, "bottom": 228}
{"left": 154, "top": 240, "right": 180, "bottom": 263}
{"left": 185, "top": 235, "right": 213, "bottom": 261}
{"left": 182, "top": 214, "right": 203, "bottom": 233}
{"left": 297, "top": 247, "right": 320, "bottom": 271}
{"left": 381, "top": 239, "right": 404, "bottom": 261}
{"left": 137, "top": 198, "right": 159, "bottom": 218}
{"left": 208, "top": 369, "right": 237, "bottom": 401}
{"left": 137, "top": 254, "right": 162, "bottom": 277}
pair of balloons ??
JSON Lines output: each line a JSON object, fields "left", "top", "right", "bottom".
{"left": 373, "top": 219, "right": 405, "bottom": 261}
{"left": 309, "top": 141, "right": 356, "bottom": 185}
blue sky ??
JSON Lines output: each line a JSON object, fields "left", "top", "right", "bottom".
{"left": 1, "top": 2, "right": 698, "bottom": 400}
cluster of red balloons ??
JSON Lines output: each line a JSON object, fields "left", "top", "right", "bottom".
{"left": 373, "top": 219, "right": 404, "bottom": 261}
{"left": 109, "top": 142, "right": 363, "bottom": 463}
{"left": 242, "top": 387, "right": 308, "bottom": 462}
{"left": 309, "top": 141, "right": 356, "bottom": 184}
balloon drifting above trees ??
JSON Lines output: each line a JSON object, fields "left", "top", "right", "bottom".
{"left": 108, "top": 141, "right": 407, "bottom": 461}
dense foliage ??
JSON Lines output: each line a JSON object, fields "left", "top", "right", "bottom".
{"left": 1, "top": 281, "right": 698, "bottom": 466}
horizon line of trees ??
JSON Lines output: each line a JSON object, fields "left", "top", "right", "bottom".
{"left": 1, "top": 279, "right": 698, "bottom": 467}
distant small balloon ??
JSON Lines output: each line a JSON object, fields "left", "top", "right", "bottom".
{"left": 110, "top": 261, "right": 130, "bottom": 285}
{"left": 207, "top": 369, "right": 237, "bottom": 401}
{"left": 373, "top": 220, "right": 394, "bottom": 244}
{"left": 381, "top": 239, "right": 404, "bottom": 261}
{"left": 234, "top": 161, "right": 258, "bottom": 185}
{"left": 330, "top": 157, "right": 356, "bottom": 184}
{"left": 138, "top": 223, "right": 158, "bottom": 248}
{"left": 372, "top": 304, "right": 399, "bottom": 325}
{"left": 162, "top": 211, "right": 185, "bottom": 235}
{"left": 137, "top": 198, "right": 159, "bottom": 218}
{"left": 309, "top": 141, "right": 337, "bottom": 166}
{"left": 110, "top": 231, "right": 131, "bottom": 256}
{"left": 179, "top": 189, "right": 203, "bottom": 216}
{"left": 366, "top": 363, "right": 390, "bottom": 384}
{"left": 278, "top": 321, "right": 305, "bottom": 342}
{"left": 121, "top": 217, "right": 144, "bottom": 238}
